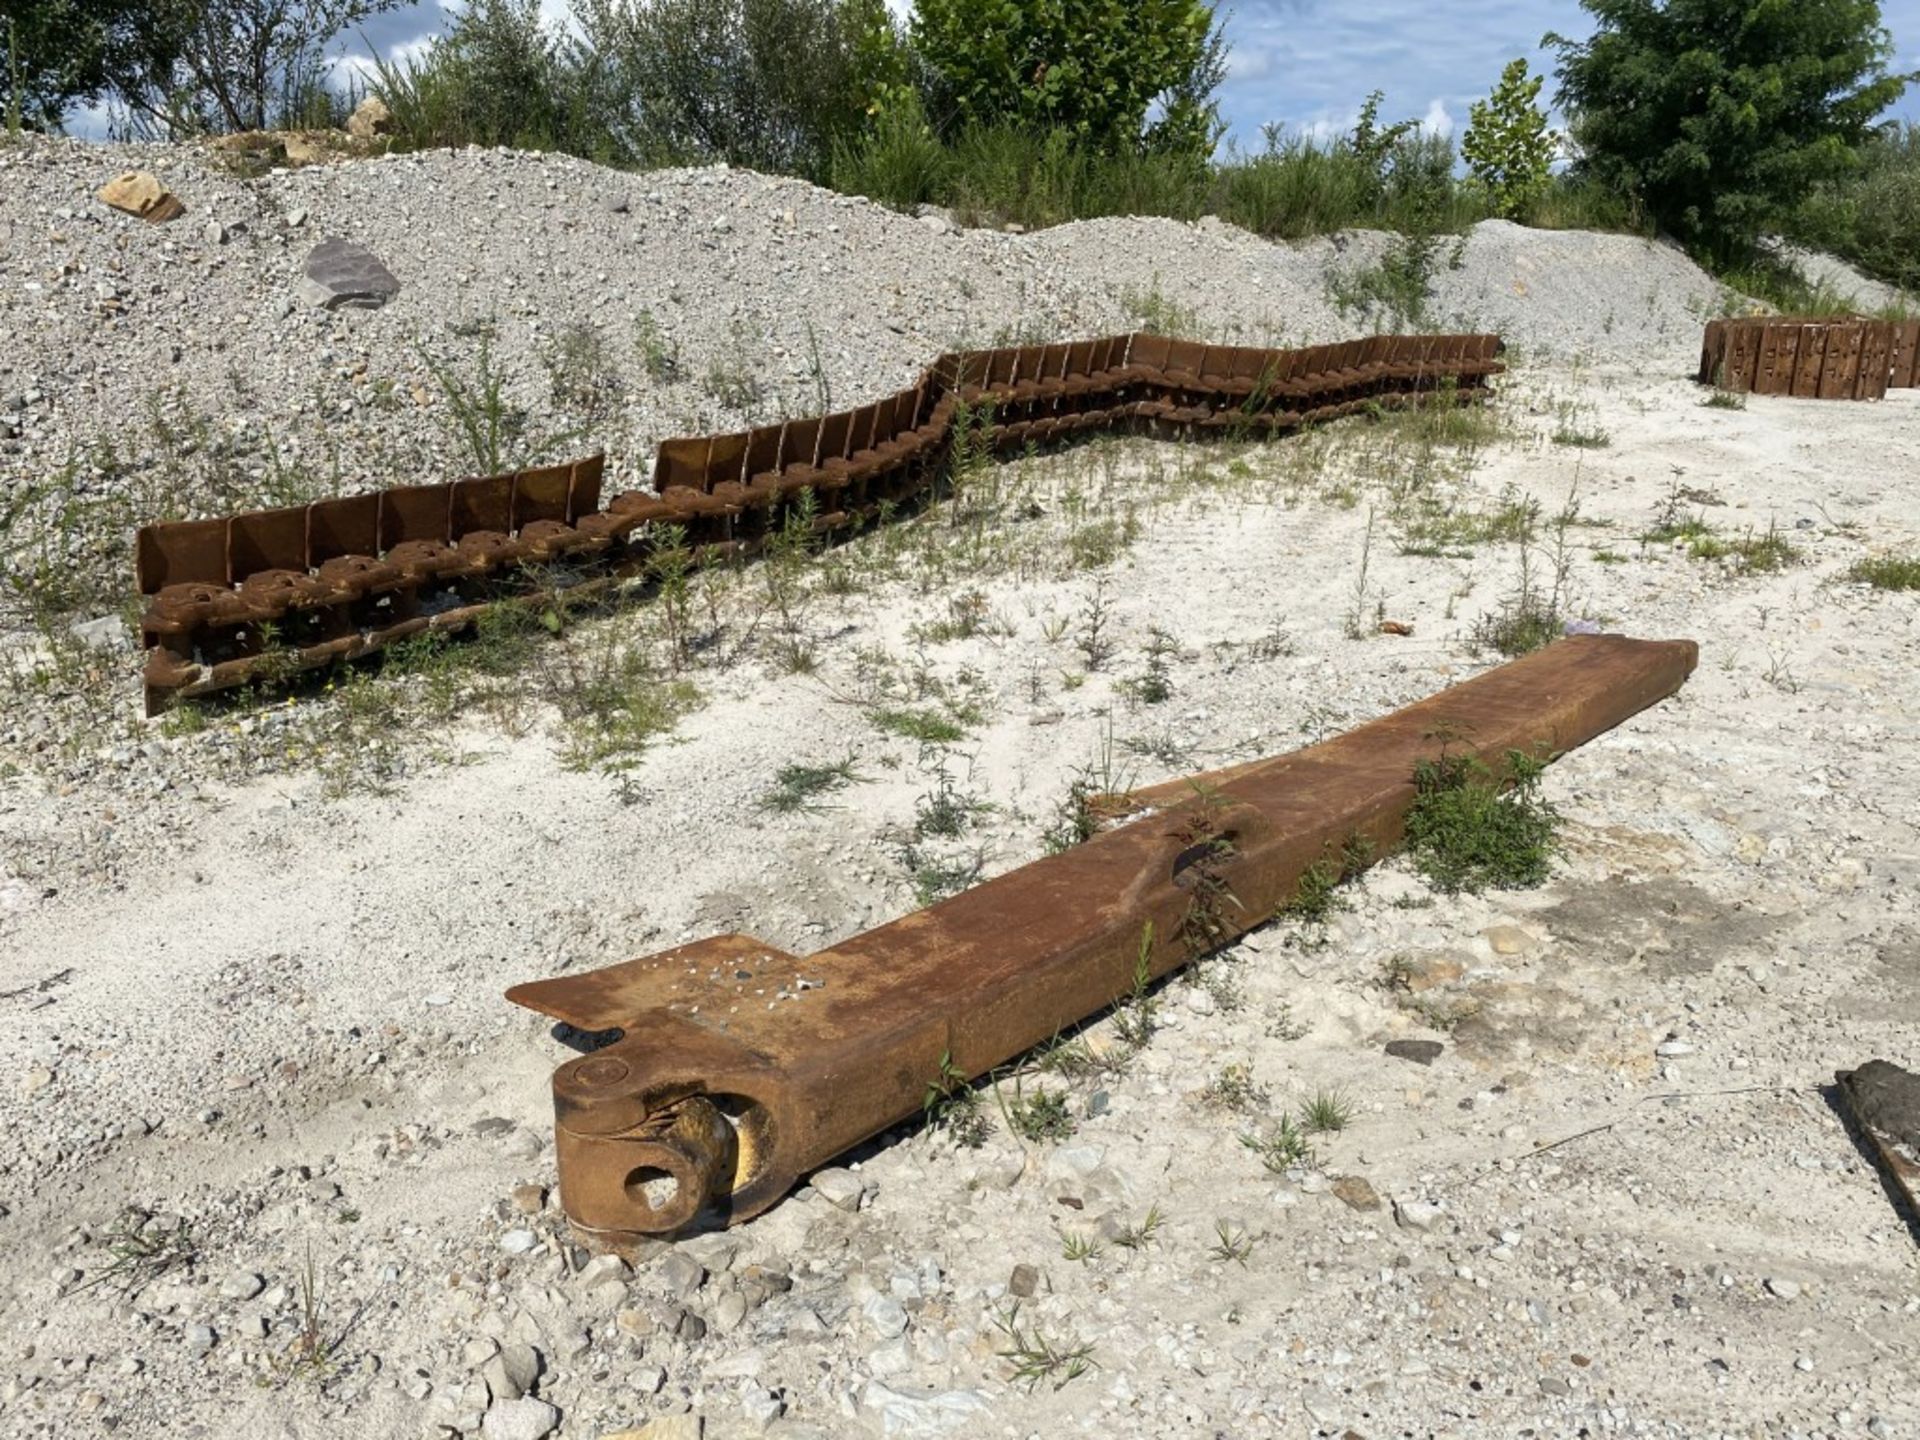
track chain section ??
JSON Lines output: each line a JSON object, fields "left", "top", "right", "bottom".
{"left": 1699, "top": 315, "right": 1920, "bottom": 400}
{"left": 134, "top": 330, "right": 1504, "bottom": 712}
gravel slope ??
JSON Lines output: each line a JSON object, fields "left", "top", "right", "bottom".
{"left": 0, "top": 139, "right": 1725, "bottom": 521}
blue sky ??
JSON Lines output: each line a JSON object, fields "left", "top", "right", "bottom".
{"left": 342, "top": 0, "right": 1920, "bottom": 148}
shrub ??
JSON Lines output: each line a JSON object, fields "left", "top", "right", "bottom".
{"left": 1404, "top": 747, "right": 1559, "bottom": 894}
{"left": 911, "top": 0, "right": 1224, "bottom": 163}
{"left": 1462, "top": 58, "right": 1556, "bottom": 220}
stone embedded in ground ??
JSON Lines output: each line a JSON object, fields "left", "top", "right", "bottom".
{"left": 1400, "top": 955, "right": 1466, "bottom": 992}
{"left": 860, "top": 1380, "right": 991, "bottom": 1436}
{"left": 1007, "top": 1263, "right": 1039, "bottom": 1297}
{"left": 481, "top": 1395, "right": 560, "bottom": 1440}
{"left": 1394, "top": 1196, "right": 1445, "bottom": 1232}
{"left": 98, "top": 172, "right": 185, "bottom": 223}
{"left": 1385, "top": 1039, "right": 1444, "bottom": 1066}
{"left": 863, "top": 1294, "right": 909, "bottom": 1339}
{"left": 599, "top": 1417, "right": 703, "bottom": 1440}
{"left": 298, "top": 238, "right": 401, "bottom": 311}
{"left": 809, "top": 1167, "right": 866, "bottom": 1211}
{"left": 655, "top": 1251, "right": 705, "bottom": 1297}
{"left": 346, "top": 97, "right": 393, "bottom": 139}
{"left": 1483, "top": 923, "right": 1535, "bottom": 955}
{"left": 509, "top": 1183, "right": 546, "bottom": 1214}
{"left": 1331, "top": 1175, "right": 1382, "bottom": 1212}
{"left": 481, "top": 1342, "right": 541, "bottom": 1404}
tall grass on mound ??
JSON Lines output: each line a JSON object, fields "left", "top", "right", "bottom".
{"left": 1212, "top": 128, "right": 1480, "bottom": 240}
{"left": 838, "top": 121, "right": 1212, "bottom": 229}
{"left": 1716, "top": 254, "right": 1865, "bottom": 319}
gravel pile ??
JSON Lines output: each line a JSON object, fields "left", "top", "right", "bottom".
{"left": 0, "top": 137, "right": 1729, "bottom": 534}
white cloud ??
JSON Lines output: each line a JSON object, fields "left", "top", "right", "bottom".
{"left": 1421, "top": 98, "right": 1455, "bottom": 137}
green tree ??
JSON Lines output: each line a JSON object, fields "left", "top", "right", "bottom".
{"left": 1546, "top": 0, "right": 1913, "bottom": 262}
{"left": 910, "top": 0, "right": 1225, "bottom": 159}
{"left": 1, "top": 1, "right": 170, "bottom": 131}
{"left": 374, "top": 0, "right": 598, "bottom": 152}
{"left": 575, "top": 0, "right": 881, "bottom": 177}
{"left": 1462, "top": 59, "right": 1557, "bottom": 220}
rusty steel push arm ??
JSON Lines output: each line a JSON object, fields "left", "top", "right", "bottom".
{"left": 507, "top": 634, "right": 1697, "bottom": 1243}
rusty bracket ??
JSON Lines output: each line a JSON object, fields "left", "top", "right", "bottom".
{"left": 506, "top": 633, "right": 1697, "bottom": 1245}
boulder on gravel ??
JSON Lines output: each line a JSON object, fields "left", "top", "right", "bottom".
{"left": 298, "top": 237, "right": 401, "bottom": 311}
{"left": 98, "top": 172, "right": 185, "bottom": 223}
{"left": 347, "top": 97, "right": 394, "bottom": 139}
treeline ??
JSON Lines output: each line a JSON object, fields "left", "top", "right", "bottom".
{"left": 5, "top": 0, "right": 1917, "bottom": 294}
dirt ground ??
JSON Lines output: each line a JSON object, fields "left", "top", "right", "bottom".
{"left": 1, "top": 356, "right": 1917, "bottom": 1440}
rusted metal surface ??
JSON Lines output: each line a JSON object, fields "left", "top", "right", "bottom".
{"left": 506, "top": 633, "right": 1696, "bottom": 1244}
{"left": 1698, "top": 316, "right": 1918, "bottom": 400}
{"left": 1836, "top": 1060, "right": 1920, "bottom": 1234}
{"left": 132, "top": 331, "right": 1504, "bottom": 713}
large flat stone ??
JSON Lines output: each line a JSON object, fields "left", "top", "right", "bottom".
{"left": 298, "top": 237, "right": 401, "bottom": 311}
{"left": 98, "top": 172, "right": 185, "bottom": 223}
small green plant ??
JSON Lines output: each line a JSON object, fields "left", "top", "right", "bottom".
{"left": 543, "top": 321, "right": 621, "bottom": 424}
{"left": 420, "top": 334, "right": 545, "bottom": 475}
{"left": 1242, "top": 1114, "right": 1315, "bottom": 1173}
{"left": 1276, "top": 854, "right": 1343, "bottom": 924}
{"left": 1700, "top": 388, "right": 1747, "bottom": 410}
{"left": 1112, "top": 921, "right": 1160, "bottom": 1050}
{"left": 761, "top": 756, "right": 863, "bottom": 814}
{"left": 1209, "top": 1220, "right": 1256, "bottom": 1267}
{"left": 1118, "top": 275, "right": 1201, "bottom": 337}
{"left": 1343, "top": 508, "right": 1377, "bottom": 640}
{"left": 86, "top": 1210, "right": 197, "bottom": 1297}
{"left": 1300, "top": 1087, "right": 1354, "bottom": 1134}
{"left": 1131, "top": 627, "right": 1177, "bottom": 704}
{"left": 1203, "top": 1061, "right": 1270, "bottom": 1113}
{"left": 992, "top": 1303, "right": 1097, "bottom": 1392}
{"left": 269, "top": 1245, "right": 353, "bottom": 1386}
{"left": 1550, "top": 420, "right": 1611, "bottom": 449}
{"left": 1111, "top": 1204, "right": 1165, "bottom": 1251}
{"left": 1403, "top": 742, "right": 1559, "bottom": 894}
{"left": 634, "top": 311, "right": 680, "bottom": 382}
{"left": 1850, "top": 553, "right": 1920, "bottom": 590}
{"left": 702, "top": 326, "right": 765, "bottom": 415}
{"left": 1688, "top": 523, "right": 1798, "bottom": 575}
{"left": 923, "top": 1048, "right": 991, "bottom": 1148}
{"left": 548, "top": 627, "right": 700, "bottom": 774}
{"left": 1074, "top": 582, "right": 1116, "bottom": 671}
{"left": 870, "top": 705, "right": 969, "bottom": 745}
{"left": 1061, "top": 1229, "right": 1102, "bottom": 1262}
{"left": 1040, "top": 727, "right": 1124, "bottom": 856}
{"left": 997, "top": 1074, "right": 1077, "bottom": 1143}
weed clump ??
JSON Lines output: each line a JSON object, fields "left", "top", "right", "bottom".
{"left": 1850, "top": 553, "right": 1920, "bottom": 590}
{"left": 1403, "top": 746, "right": 1558, "bottom": 894}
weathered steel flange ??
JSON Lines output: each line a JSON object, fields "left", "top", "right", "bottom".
{"left": 508, "top": 633, "right": 1697, "bottom": 1245}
